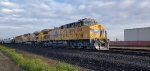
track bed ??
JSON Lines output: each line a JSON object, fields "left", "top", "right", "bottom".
{"left": 4, "top": 44, "right": 150, "bottom": 71}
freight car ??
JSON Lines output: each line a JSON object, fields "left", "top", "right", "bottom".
{"left": 13, "top": 18, "right": 109, "bottom": 50}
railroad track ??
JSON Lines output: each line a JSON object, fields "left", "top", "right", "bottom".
{"left": 3, "top": 44, "right": 150, "bottom": 71}
{"left": 110, "top": 47, "right": 150, "bottom": 51}
{"left": 102, "top": 48, "right": 150, "bottom": 57}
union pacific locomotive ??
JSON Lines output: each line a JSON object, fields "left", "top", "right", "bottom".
{"left": 13, "top": 18, "right": 109, "bottom": 50}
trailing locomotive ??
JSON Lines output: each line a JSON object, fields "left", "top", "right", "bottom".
{"left": 13, "top": 18, "right": 109, "bottom": 50}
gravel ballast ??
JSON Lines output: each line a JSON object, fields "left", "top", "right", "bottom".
{"left": 4, "top": 44, "right": 150, "bottom": 71}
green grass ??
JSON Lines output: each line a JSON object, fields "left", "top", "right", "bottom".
{"left": 0, "top": 45, "right": 78, "bottom": 71}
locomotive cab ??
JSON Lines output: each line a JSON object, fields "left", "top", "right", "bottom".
{"left": 90, "top": 24, "right": 109, "bottom": 50}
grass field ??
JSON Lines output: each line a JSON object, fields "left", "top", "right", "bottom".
{"left": 0, "top": 45, "right": 78, "bottom": 71}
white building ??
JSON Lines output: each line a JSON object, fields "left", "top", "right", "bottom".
{"left": 124, "top": 27, "right": 150, "bottom": 41}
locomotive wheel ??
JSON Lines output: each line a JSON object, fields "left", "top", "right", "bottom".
{"left": 94, "top": 40, "right": 108, "bottom": 50}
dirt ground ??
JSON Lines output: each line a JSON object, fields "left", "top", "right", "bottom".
{"left": 0, "top": 51, "right": 22, "bottom": 71}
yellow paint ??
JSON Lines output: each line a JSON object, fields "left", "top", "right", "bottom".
{"left": 16, "top": 23, "right": 107, "bottom": 43}
{"left": 41, "top": 24, "right": 107, "bottom": 41}
{"left": 35, "top": 32, "right": 44, "bottom": 42}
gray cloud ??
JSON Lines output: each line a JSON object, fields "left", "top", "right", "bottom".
{"left": 0, "top": 0, "right": 150, "bottom": 40}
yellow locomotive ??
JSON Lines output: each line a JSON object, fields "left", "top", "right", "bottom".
{"left": 14, "top": 18, "right": 109, "bottom": 50}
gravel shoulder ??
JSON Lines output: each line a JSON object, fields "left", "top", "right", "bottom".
{"left": 4, "top": 44, "right": 150, "bottom": 71}
{"left": 0, "top": 51, "right": 22, "bottom": 71}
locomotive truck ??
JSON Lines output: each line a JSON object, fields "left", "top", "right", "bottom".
{"left": 13, "top": 18, "right": 109, "bottom": 50}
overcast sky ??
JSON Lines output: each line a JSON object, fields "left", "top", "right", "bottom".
{"left": 0, "top": 0, "right": 150, "bottom": 40}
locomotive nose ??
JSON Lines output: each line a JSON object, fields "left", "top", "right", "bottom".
{"left": 94, "top": 40, "right": 109, "bottom": 50}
